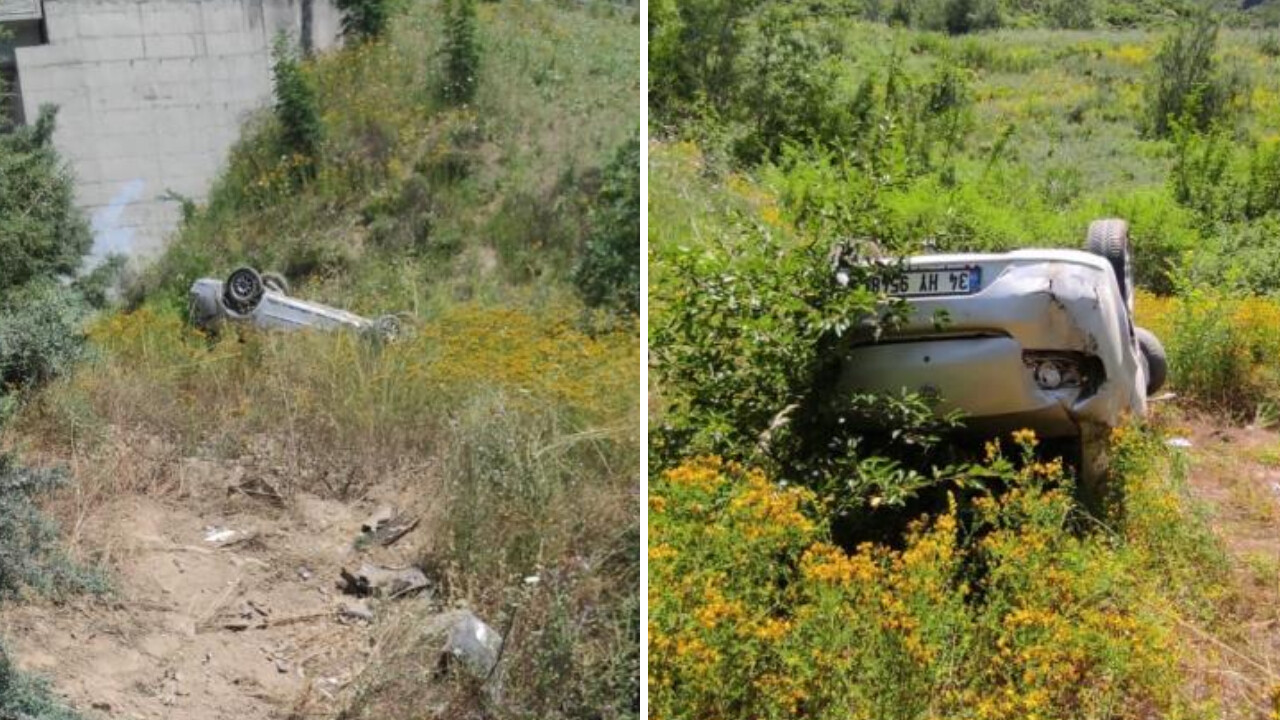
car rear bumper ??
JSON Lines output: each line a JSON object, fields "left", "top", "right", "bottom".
{"left": 837, "top": 251, "right": 1147, "bottom": 435}
{"left": 839, "top": 336, "right": 1082, "bottom": 437}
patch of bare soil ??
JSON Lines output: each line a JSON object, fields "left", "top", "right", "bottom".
{"left": 1169, "top": 410, "right": 1280, "bottom": 717}
{"left": 0, "top": 449, "right": 441, "bottom": 720}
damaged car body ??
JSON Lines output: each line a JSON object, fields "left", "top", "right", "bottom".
{"left": 835, "top": 219, "right": 1166, "bottom": 511}
{"left": 189, "top": 267, "right": 401, "bottom": 339}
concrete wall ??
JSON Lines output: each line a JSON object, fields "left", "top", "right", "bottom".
{"left": 14, "top": 0, "right": 342, "bottom": 262}
{"left": 0, "top": 0, "right": 41, "bottom": 21}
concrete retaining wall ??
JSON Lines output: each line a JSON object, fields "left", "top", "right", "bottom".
{"left": 15, "top": 0, "right": 342, "bottom": 262}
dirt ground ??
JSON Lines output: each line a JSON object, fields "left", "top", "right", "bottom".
{"left": 9, "top": 407, "right": 1280, "bottom": 717}
{"left": 0, "top": 449, "right": 441, "bottom": 720}
{"left": 1167, "top": 409, "right": 1280, "bottom": 717}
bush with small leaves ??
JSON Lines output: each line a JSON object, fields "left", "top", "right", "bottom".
{"left": 0, "top": 282, "right": 87, "bottom": 392}
{"left": 271, "top": 34, "right": 323, "bottom": 181}
{"left": 1143, "top": 14, "right": 1247, "bottom": 139}
{"left": 0, "top": 106, "right": 91, "bottom": 294}
{"left": 441, "top": 0, "right": 480, "bottom": 105}
{"left": 575, "top": 137, "right": 640, "bottom": 314}
{"left": 335, "top": 0, "right": 391, "bottom": 42}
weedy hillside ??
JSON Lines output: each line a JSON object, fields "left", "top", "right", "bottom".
{"left": 651, "top": 1, "right": 1280, "bottom": 717}
{"left": 0, "top": 1, "right": 639, "bottom": 719}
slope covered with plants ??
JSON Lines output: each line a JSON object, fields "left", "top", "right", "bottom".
{"left": 2, "top": 1, "right": 640, "bottom": 718}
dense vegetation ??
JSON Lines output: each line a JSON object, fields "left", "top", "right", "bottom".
{"left": 5, "top": 1, "right": 639, "bottom": 718}
{"left": 650, "top": 1, "right": 1280, "bottom": 717}
{"left": 0, "top": 78, "right": 111, "bottom": 720}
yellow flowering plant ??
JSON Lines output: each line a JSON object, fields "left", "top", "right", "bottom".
{"left": 650, "top": 428, "right": 1213, "bottom": 720}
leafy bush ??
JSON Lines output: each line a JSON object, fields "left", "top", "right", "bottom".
{"left": 649, "top": 213, "right": 982, "bottom": 504}
{"left": 942, "top": 0, "right": 1000, "bottom": 34}
{"left": 575, "top": 137, "right": 641, "bottom": 314}
{"left": 0, "top": 648, "right": 81, "bottom": 720}
{"left": 271, "top": 34, "right": 322, "bottom": 180}
{"left": 335, "top": 0, "right": 391, "bottom": 42}
{"left": 0, "top": 106, "right": 91, "bottom": 293}
{"left": 1143, "top": 15, "right": 1247, "bottom": 138}
{"left": 441, "top": 0, "right": 480, "bottom": 105}
{"left": 648, "top": 0, "right": 765, "bottom": 117}
{"left": 0, "top": 455, "right": 105, "bottom": 599}
{"left": 733, "top": 6, "right": 844, "bottom": 161}
{"left": 0, "top": 282, "right": 87, "bottom": 392}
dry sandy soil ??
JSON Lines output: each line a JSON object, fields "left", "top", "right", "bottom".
{"left": 0, "top": 446, "right": 443, "bottom": 720}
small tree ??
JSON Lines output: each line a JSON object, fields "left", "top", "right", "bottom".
{"left": 335, "top": 0, "right": 390, "bottom": 42}
{"left": 575, "top": 137, "right": 640, "bottom": 314}
{"left": 0, "top": 105, "right": 91, "bottom": 293}
{"left": 1144, "top": 14, "right": 1246, "bottom": 138}
{"left": 441, "top": 0, "right": 479, "bottom": 105}
{"left": 271, "top": 34, "right": 323, "bottom": 180}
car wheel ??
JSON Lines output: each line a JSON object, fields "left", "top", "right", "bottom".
{"left": 262, "top": 271, "right": 290, "bottom": 296}
{"left": 1086, "top": 218, "right": 1134, "bottom": 314}
{"left": 374, "top": 314, "right": 401, "bottom": 340}
{"left": 1134, "top": 326, "right": 1167, "bottom": 395}
{"left": 224, "top": 266, "right": 265, "bottom": 314}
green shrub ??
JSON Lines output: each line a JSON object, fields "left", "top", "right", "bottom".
{"left": 1047, "top": 0, "right": 1095, "bottom": 29}
{"left": 0, "top": 454, "right": 105, "bottom": 599}
{"left": 650, "top": 214, "right": 976, "bottom": 502}
{"left": 1169, "top": 120, "right": 1238, "bottom": 223}
{"left": 733, "top": 6, "right": 845, "bottom": 162}
{"left": 335, "top": 0, "right": 392, "bottom": 42}
{"left": 1143, "top": 15, "right": 1247, "bottom": 138}
{"left": 648, "top": 0, "right": 765, "bottom": 117}
{"left": 441, "top": 0, "right": 480, "bottom": 105}
{"left": 942, "top": 0, "right": 1000, "bottom": 34}
{"left": 271, "top": 34, "right": 322, "bottom": 180}
{"left": 575, "top": 137, "right": 641, "bottom": 314}
{"left": 1140, "top": 285, "right": 1280, "bottom": 414}
{"left": 0, "top": 282, "right": 87, "bottom": 391}
{"left": 0, "top": 106, "right": 91, "bottom": 293}
{"left": 0, "top": 647, "right": 81, "bottom": 720}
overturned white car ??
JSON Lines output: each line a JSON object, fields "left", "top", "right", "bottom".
{"left": 189, "top": 267, "right": 401, "bottom": 339}
{"left": 837, "top": 219, "right": 1166, "bottom": 508}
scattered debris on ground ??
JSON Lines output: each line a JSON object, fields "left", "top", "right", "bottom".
{"left": 338, "top": 563, "right": 430, "bottom": 599}
{"left": 0, "top": 450, "right": 442, "bottom": 720}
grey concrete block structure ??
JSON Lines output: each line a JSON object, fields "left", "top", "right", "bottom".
{"left": 3, "top": 0, "right": 342, "bottom": 262}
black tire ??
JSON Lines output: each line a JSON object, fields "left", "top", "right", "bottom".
{"left": 262, "top": 271, "right": 289, "bottom": 295}
{"left": 374, "top": 314, "right": 401, "bottom": 340}
{"left": 223, "top": 266, "right": 265, "bottom": 314}
{"left": 1086, "top": 219, "right": 1134, "bottom": 312}
{"left": 1135, "top": 326, "right": 1167, "bottom": 395}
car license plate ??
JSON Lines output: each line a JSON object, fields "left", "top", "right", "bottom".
{"left": 867, "top": 267, "right": 982, "bottom": 297}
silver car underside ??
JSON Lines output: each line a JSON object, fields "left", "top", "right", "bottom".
{"left": 189, "top": 270, "right": 398, "bottom": 338}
